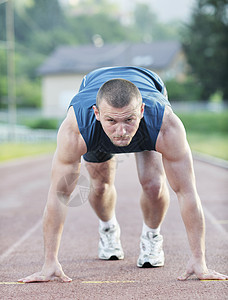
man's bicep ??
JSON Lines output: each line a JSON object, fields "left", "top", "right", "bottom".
{"left": 50, "top": 112, "right": 86, "bottom": 191}
{"left": 56, "top": 107, "right": 86, "bottom": 165}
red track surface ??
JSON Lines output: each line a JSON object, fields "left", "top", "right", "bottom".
{"left": 0, "top": 154, "right": 227, "bottom": 299}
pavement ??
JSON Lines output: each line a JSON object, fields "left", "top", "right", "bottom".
{"left": 0, "top": 153, "right": 227, "bottom": 300}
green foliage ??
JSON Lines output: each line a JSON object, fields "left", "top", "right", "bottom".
{"left": 68, "top": 13, "right": 129, "bottom": 44}
{"left": 165, "top": 77, "right": 202, "bottom": 102}
{"left": 133, "top": 3, "right": 181, "bottom": 42}
{"left": 15, "top": 49, "right": 45, "bottom": 79}
{"left": 24, "top": 117, "right": 59, "bottom": 129}
{"left": 14, "top": 0, "right": 65, "bottom": 44}
{"left": 177, "top": 110, "right": 228, "bottom": 160}
{"left": 177, "top": 111, "right": 228, "bottom": 133}
{"left": 66, "top": 0, "right": 118, "bottom": 16}
{"left": 0, "top": 2, "right": 6, "bottom": 41}
{"left": 182, "top": 0, "right": 228, "bottom": 101}
{"left": 16, "top": 78, "right": 41, "bottom": 108}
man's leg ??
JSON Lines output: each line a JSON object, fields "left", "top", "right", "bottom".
{"left": 135, "top": 151, "right": 170, "bottom": 267}
{"left": 135, "top": 151, "right": 169, "bottom": 228}
{"left": 85, "top": 157, "right": 117, "bottom": 221}
{"left": 85, "top": 157, "right": 124, "bottom": 260}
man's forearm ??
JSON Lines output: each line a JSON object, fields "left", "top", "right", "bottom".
{"left": 43, "top": 188, "right": 68, "bottom": 262}
{"left": 178, "top": 193, "right": 206, "bottom": 259}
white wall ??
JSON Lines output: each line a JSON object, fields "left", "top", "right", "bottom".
{"left": 42, "top": 73, "right": 84, "bottom": 118}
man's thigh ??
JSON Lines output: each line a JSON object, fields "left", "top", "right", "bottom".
{"left": 85, "top": 156, "right": 117, "bottom": 185}
{"left": 135, "top": 151, "right": 166, "bottom": 183}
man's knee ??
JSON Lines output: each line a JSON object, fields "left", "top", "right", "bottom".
{"left": 90, "top": 181, "right": 112, "bottom": 197}
{"left": 139, "top": 176, "right": 166, "bottom": 199}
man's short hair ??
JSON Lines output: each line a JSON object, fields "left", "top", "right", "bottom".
{"left": 96, "top": 78, "right": 142, "bottom": 108}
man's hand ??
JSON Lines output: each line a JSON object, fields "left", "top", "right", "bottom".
{"left": 18, "top": 261, "right": 72, "bottom": 283}
{"left": 178, "top": 257, "right": 228, "bottom": 281}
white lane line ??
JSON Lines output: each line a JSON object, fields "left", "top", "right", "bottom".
{"left": 203, "top": 207, "right": 228, "bottom": 238}
{"left": 0, "top": 219, "right": 42, "bottom": 263}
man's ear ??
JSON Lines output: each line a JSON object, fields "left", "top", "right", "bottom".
{"left": 140, "top": 103, "right": 145, "bottom": 119}
{"left": 93, "top": 105, "right": 100, "bottom": 121}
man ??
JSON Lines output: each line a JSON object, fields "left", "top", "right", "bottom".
{"left": 18, "top": 66, "right": 227, "bottom": 283}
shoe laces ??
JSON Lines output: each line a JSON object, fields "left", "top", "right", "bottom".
{"left": 101, "top": 225, "right": 119, "bottom": 249}
{"left": 143, "top": 232, "right": 162, "bottom": 255}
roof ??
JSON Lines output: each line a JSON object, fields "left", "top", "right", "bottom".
{"left": 38, "top": 41, "right": 182, "bottom": 75}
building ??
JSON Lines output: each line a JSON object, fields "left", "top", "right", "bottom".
{"left": 38, "top": 41, "right": 187, "bottom": 117}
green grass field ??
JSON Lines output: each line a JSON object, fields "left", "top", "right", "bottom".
{"left": 186, "top": 133, "right": 228, "bottom": 160}
{"left": 0, "top": 111, "right": 227, "bottom": 162}
{"left": 0, "top": 142, "right": 56, "bottom": 162}
{"left": 177, "top": 111, "right": 228, "bottom": 161}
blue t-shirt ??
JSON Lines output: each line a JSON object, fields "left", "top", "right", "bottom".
{"left": 69, "top": 66, "right": 170, "bottom": 154}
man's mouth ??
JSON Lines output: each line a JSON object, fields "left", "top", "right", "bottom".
{"left": 112, "top": 136, "right": 131, "bottom": 146}
{"left": 113, "top": 136, "right": 129, "bottom": 141}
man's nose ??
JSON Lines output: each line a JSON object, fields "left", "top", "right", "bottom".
{"left": 116, "top": 124, "right": 126, "bottom": 136}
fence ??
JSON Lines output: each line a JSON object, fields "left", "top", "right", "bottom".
{"left": 0, "top": 124, "right": 57, "bottom": 143}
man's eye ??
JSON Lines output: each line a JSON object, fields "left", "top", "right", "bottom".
{"left": 126, "top": 118, "right": 133, "bottom": 123}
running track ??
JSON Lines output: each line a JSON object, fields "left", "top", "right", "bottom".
{"left": 0, "top": 153, "right": 227, "bottom": 299}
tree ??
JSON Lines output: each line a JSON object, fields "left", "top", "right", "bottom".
{"left": 133, "top": 3, "right": 181, "bottom": 42}
{"left": 68, "top": 13, "right": 130, "bottom": 45}
{"left": 13, "top": 0, "right": 73, "bottom": 80}
{"left": 182, "top": 0, "right": 228, "bottom": 101}
{"left": 14, "top": 0, "right": 65, "bottom": 42}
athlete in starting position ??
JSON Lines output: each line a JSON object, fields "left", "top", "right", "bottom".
{"left": 19, "top": 67, "right": 228, "bottom": 283}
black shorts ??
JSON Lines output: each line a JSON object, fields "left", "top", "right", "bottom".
{"left": 83, "top": 150, "right": 114, "bottom": 163}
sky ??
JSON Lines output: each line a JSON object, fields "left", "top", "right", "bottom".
{"left": 59, "top": 0, "right": 198, "bottom": 23}
{"left": 109, "top": 0, "right": 197, "bottom": 23}
{"left": 149, "top": 0, "right": 197, "bottom": 23}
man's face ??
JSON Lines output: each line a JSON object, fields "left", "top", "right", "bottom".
{"left": 93, "top": 98, "right": 145, "bottom": 147}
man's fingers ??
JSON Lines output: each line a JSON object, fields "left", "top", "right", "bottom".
{"left": 177, "top": 271, "right": 193, "bottom": 281}
{"left": 178, "top": 269, "right": 228, "bottom": 281}
{"left": 18, "top": 272, "right": 44, "bottom": 283}
{"left": 58, "top": 274, "right": 72, "bottom": 283}
{"left": 199, "top": 269, "right": 228, "bottom": 281}
{"left": 53, "top": 267, "right": 72, "bottom": 282}
{"left": 18, "top": 276, "right": 47, "bottom": 283}
{"left": 18, "top": 270, "right": 72, "bottom": 283}
{"left": 18, "top": 274, "right": 51, "bottom": 283}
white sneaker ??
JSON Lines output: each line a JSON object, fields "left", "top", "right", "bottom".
{"left": 98, "top": 223, "right": 124, "bottom": 260}
{"left": 137, "top": 232, "right": 164, "bottom": 267}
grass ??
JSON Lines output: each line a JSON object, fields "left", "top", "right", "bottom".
{"left": 0, "top": 142, "right": 56, "bottom": 162}
{"left": 186, "top": 132, "right": 228, "bottom": 161}
{"left": 177, "top": 111, "right": 228, "bottom": 134}
{"left": 177, "top": 111, "right": 228, "bottom": 161}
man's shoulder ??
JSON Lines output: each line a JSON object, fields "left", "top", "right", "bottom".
{"left": 156, "top": 106, "right": 187, "bottom": 156}
{"left": 158, "top": 107, "right": 184, "bottom": 138}
{"left": 62, "top": 107, "right": 87, "bottom": 153}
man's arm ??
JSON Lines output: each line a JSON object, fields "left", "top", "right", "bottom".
{"left": 18, "top": 107, "right": 87, "bottom": 283}
{"left": 156, "top": 107, "right": 228, "bottom": 280}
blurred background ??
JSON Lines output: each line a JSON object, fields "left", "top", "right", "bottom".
{"left": 0, "top": 0, "right": 227, "bottom": 161}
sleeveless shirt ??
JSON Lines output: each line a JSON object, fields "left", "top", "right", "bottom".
{"left": 69, "top": 66, "right": 170, "bottom": 154}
